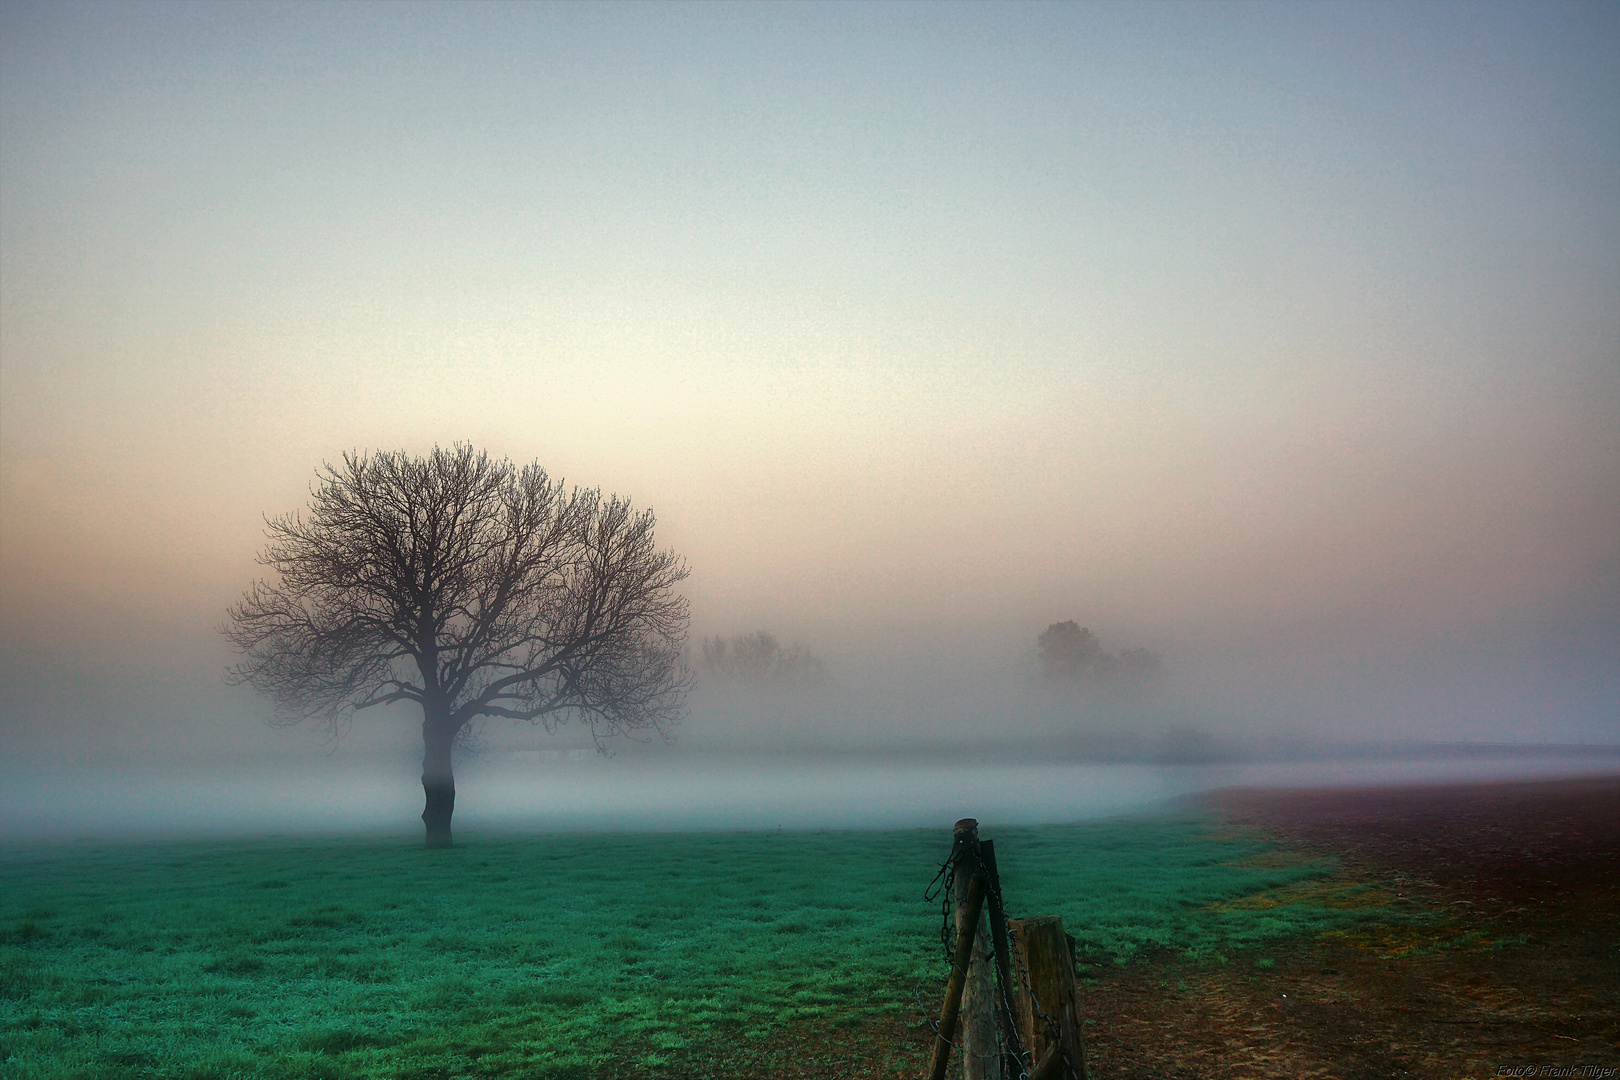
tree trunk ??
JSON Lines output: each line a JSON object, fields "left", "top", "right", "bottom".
{"left": 421, "top": 712, "right": 456, "bottom": 848}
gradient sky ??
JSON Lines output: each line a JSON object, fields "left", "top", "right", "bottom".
{"left": 2, "top": 1, "right": 1616, "bottom": 759}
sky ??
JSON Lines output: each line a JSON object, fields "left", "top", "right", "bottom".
{"left": 1, "top": 1, "right": 1616, "bottom": 765}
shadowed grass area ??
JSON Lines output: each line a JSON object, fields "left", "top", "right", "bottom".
{"left": 0, "top": 813, "right": 1396, "bottom": 1078}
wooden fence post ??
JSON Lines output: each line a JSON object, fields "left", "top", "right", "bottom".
{"left": 952, "top": 819, "right": 1000, "bottom": 1080}
{"left": 925, "top": 874, "right": 986, "bottom": 1080}
{"left": 978, "top": 839, "right": 1023, "bottom": 1072}
{"left": 1009, "top": 915, "right": 1086, "bottom": 1080}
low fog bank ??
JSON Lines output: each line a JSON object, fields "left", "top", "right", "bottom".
{"left": 4, "top": 741, "right": 1616, "bottom": 842}
{"left": 656, "top": 624, "right": 1620, "bottom": 765}
{"left": 3, "top": 606, "right": 1614, "bottom": 841}
{"left": 4, "top": 580, "right": 1615, "bottom": 771}
{"left": 608, "top": 732, "right": 1620, "bottom": 771}
{"left": 3, "top": 648, "right": 1615, "bottom": 844}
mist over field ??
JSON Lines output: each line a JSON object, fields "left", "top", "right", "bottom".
{"left": 2, "top": 1, "right": 1617, "bottom": 840}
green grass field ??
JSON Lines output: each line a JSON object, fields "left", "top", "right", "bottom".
{"left": 1, "top": 812, "right": 1392, "bottom": 1078}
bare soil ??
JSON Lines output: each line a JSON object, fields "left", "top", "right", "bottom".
{"left": 1071, "top": 774, "right": 1619, "bottom": 1080}
{"left": 739, "top": 773, "right": 1620, "bottom": 1080}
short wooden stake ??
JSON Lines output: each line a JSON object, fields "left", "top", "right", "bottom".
{"left": 1009, "top": 915, "right": 1087, "bottom": 1080}
{"left": 1027, "top": 1040, "right": 1065, "bottom": 1080}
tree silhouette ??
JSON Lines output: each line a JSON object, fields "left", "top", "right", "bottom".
{"left": 1038, "top": 621, "right": 1161, "bottom": 688}
{"left": 699, "top": 630, "right": 824, "bottom": 689}
{"left": 224, "top": 445, "right": 689, "bottom": 847}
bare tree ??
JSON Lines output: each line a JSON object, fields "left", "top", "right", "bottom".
{"left": 224, "top": 445, "right": 690, "bottom": 847}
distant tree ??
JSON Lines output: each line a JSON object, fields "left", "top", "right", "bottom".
{"left": 1038, "top": 621, "right": 1161, "bottom": 689}
{"left": 699, "top": 630, "right": 824, "bottom": 690}
{"left": 224, "top": 445, "right": 690, "bottom": 847}
{"left": 1038, "top": 621, "right": 1106, "bottom": 681}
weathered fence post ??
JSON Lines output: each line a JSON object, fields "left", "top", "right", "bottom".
{"left": 925, "top": 874, "right": 986, "bottom": 1080}
{"left": 978, "top": 839, "right": 1023, "bottom": 1074}
{"left": 952, "top": 819, "right": 1001, "bottom": 1080}
{"left": 1009, "top": 915, "right": 1086, "bottom": 1080}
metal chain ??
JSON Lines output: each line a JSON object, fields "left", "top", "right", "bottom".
{"left": 986, "top": 853, "right": 1079, "bottom": 1080}
{"left": 919, "top": 833, "right": 1081, "bottom": 1080}
{"left": 919, "top": 842, "right": 1011, "bottom": 1066}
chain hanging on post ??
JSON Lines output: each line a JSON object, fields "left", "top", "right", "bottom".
{"left": 920, "top": 818, "right": 1087, "bottom": 1080}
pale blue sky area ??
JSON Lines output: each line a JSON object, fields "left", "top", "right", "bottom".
{"left": 1, "top": 1, "right": 1616, "bottom": 755}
